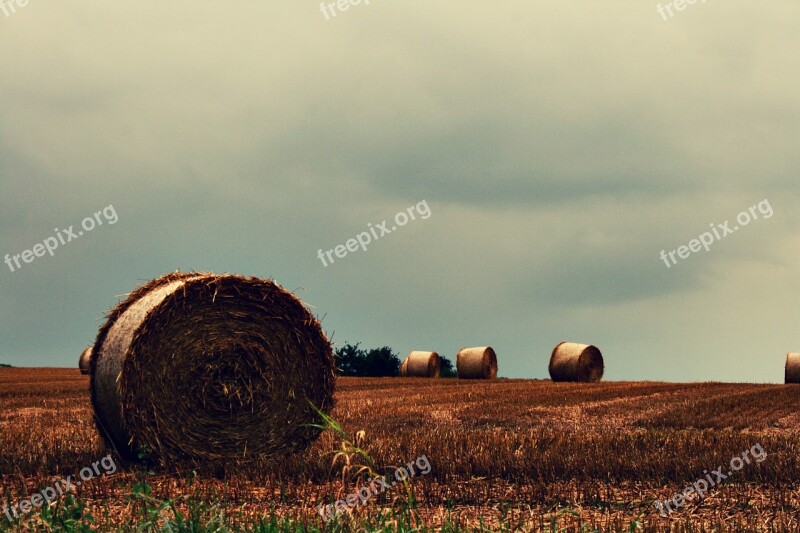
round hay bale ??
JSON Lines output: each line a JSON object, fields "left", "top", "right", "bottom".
{"left": 456, "top": 346, "right": 498, "bottom": 379}
{"left": 549, "top": 342, "right": 604, "bottom": 383}
{"left": 79, "top": 346, "right": 93, "bottom": 375}
{"left": 400, "top": 351, "right": 440, "bottom": 378}
{"left": 89, "top": 272, "right": 335, "bottom": 466}
{"left": 785, "top": 353, "right": 800, "bottom": 384}
{"left": 399, "top": 358, "right": 409, "bottom": 377}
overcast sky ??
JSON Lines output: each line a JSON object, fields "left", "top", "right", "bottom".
{"left": 1, "top": 1, "right": 798, "bottom": 381}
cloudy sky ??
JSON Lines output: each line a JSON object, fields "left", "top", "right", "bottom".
{"left": 1, "top": 1, "right": 798, "bottom": 381}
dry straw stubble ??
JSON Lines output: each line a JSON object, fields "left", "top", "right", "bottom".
{"left": 89, "top": 272, "right": 335, "bottom": 467}
{"left": 456, "top": 346, "right": 498, "bottom": 379}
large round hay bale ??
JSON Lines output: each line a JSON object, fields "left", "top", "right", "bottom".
{"left": 78, "top": 346, "right": 93, "bottom": 375}
{"left": 400, "top": 351, "right": 440, "bottom": 378}
{"left": 89, "top": 272, "right": 335, "bottom": 466}
{"left": 456, "top": 346, "right": 498, "bottom": 379}
{"left": 549, "top": 342, "right": 604, "bottom": 383}
{"left": 785, "top": 353, "right": 800, "bottom": 384}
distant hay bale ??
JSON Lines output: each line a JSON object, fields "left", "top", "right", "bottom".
{"left": 785, "top": 353, "right": 800, "bottom": 384}
{"left": 456, "top": 347, "right": 498, "bottom": 379}
{"left": 400, "top": 351, "right": 440, "bottom": 378}
{"left": 79, "top": 346, "right": 93, "bottom": 375}
{"left": 549, "top": 342, "right": 604, "bottom": 383}
{"left": 89, "top": 271, "right": 335, "bottom": 466}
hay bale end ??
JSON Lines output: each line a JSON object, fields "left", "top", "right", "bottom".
{"left": 456, "top": 346, "right": 498, "bottom": 379}
{"left": 549, "top": 341, "right": 604, "bottom": 383}
{"left": 400, "top": 351, "right": 441, "bottom": 378}
{"left": 89, "top": 272, "right": 335, "bottom": 467}
{"left": 786, "top": 353, "right": 800, "bottom": 384}
{"left": 79, "top": 346, "right": 93, "bottom": 375}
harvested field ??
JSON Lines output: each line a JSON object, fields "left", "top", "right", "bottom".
{"left": 1, "top": 368, "right": 799, "bottom": 531}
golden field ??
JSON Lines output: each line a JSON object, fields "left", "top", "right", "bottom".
{"left": 1, "top": 368, "right": 799, "bottom": 531}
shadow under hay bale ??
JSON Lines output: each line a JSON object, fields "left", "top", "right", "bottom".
{"left": 400, "top": 351, "right": 441, "bottom": 378}
{"left": 79, "top": 346, "right": 93, "bottom": 375}
{"left": 457, "top": 346, "right": 498, "bottom": 379}
{"left": 785, "top": 353, "right": 800, "bottom": 384}
{"left": 89, "top": 271, "right": 335, "bottom": 467}
{"left": 549, "top": 341, "right": 604, "bottom": 383}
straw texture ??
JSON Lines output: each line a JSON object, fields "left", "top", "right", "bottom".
{"left": 89, "top": 272, "right": 335, "bottom": 466}
{"left": 79, "top": 346, "right": 93, "bottom": 375}
{"left": 549, "top": 342, "right": 604, "bottom": 383}
{"left": 456, "top": 347, "right": 498, "bottom": 379}
{"left": 400, "top": 351, "right": 441, "bottom": 378}
{"left": 785, "top": 353, "right": 800, "bottom": 384}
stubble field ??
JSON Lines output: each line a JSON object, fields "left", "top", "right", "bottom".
{"left": 1, "top": 368, "right": 799, "bottom": 531}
